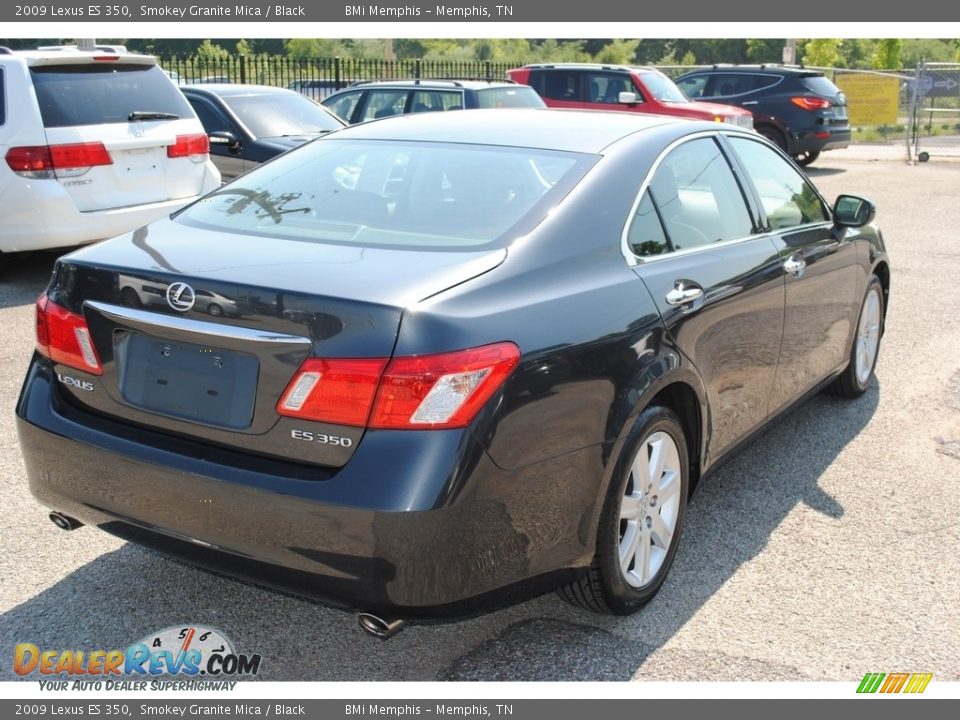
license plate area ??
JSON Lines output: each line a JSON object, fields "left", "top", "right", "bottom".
{"left": 116, "top": 332, "right": 259, "bottom": 429}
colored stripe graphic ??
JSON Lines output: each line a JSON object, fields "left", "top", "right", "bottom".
{"left": 904, "top": 673, "right": 933, "bottom": 694}
{"left": 857, "top": 672, "right": 932, "bottom": 694}
{"left": 857, "top": 672, "right": 885, "bottom": 693}
{"left": 880, "top": 672, "right": 909, "bottom": 693}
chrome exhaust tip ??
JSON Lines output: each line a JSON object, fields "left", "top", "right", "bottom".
{"left": 358, "top": 612, "right": 406, "bottom": 639}
{"left": 48, "top": 512, "right": 83, "bottom": 531}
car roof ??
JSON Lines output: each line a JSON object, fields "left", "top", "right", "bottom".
{"left": 681, "top": 64, "right": 824, "bottom": 76}
{"left": 181, "top": 84, "right": 301, "bottom": 97}
{"left": 330, "top": 108, "right": 681, "bottom": 154}
{"left": 518, "top": 63, "right": 658, "bottom": 73}
{"left": 343, "top": 79, "right": 520, "bottom": 90}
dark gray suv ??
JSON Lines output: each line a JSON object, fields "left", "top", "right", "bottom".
{"left": 676, "top": 65, "right": 851, "bottom": 166}
{"left": 321, "top": 79, "right": 544, "bottom": 124}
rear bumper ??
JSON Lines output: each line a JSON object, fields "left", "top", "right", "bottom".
{"left": 0, "top": 163, "right": 219, "bottom": 254}
{"left": 16, "top": 358, "right": 598, "bottom": 617}
{"left": 792, "top": 127, "right": 852, "bottom": 154}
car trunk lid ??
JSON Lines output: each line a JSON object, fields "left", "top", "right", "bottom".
{"left": 42, "top": 220, "right": 505, "bottom": 468}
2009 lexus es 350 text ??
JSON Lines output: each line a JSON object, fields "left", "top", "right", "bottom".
{"left": 17, "top": 110, "right": 888, "bottom": 634}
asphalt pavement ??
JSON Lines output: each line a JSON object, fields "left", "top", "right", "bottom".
{"left": 1, "top": 149, "right": 958, "bottom": 683}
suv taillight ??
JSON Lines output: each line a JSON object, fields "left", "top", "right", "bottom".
{"left": 35, "top": 293, "right": 103, "bottom": 375}
{"left": 6, "top": 143, "right": 112, "bottom": 179}
{"left": 167, "top": 133, "right": 210, "bottom": 161}
{"left": 790, "top": 96, "right": 832, "bottom": 111}
{"left": 276, "top": 342, "right": 521, "bottom": 430}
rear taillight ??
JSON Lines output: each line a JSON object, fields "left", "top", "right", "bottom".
{"left": 371, "top": 343, "right": 521, "bottom": 429}
{"left": 6, "top": 143, "right": 112, "bottom": 179}
{"left": 276, "top": 342, "right": 521, "bottom": 430}
{"left": 35, "top": 293, "right": 102, "bottom": 375}
{"left": 277, "top": 358, "right": 388, "bottom": 427}
{"left": 167, "top": 133, "right": 210, "bottom": 161}
{"left": 790, "top": 96, "right": 832, "bottom": 111}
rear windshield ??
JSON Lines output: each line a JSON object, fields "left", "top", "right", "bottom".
{"left": 475, "top": 86, "right": 545, "bottom": 108}
{"left": 799, "top": 75, "right": 842, "bottom": 98}
{"left": 637, "top": 71, "right": 689, "bottom": 103}
{"left": 221, "top": 93, "right": 343, "bottom": 137}
{"left": 176, "top": 138, "right": 594, "bottom": 250}
{"left": 31, "top": 64, "right": 194, "bottom": 127}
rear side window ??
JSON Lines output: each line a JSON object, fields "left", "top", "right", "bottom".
{"left": 799, "top": 75, "right": 841, "bottom": 97}
{"left": 30, "top": 64, "right": 193, "bottom": 128}
{"left": 628, "top": 190, "right": 671, "bottom": 257}
{"left": 177, "top": 139, "right": 595, "bottom": 250}
{"left": 530, "top": 70, "right": 580, "bottom": 101}
{"left": 476, "top": 86, "right": 544, "bottom": 108}
{"left": 0, "top": 68, "right": 5, "bottom": 125}
{"left": 411, "top": 90, "right": 462, "bottom": 112}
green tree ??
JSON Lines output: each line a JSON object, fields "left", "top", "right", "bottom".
{"left": 195, "top": 39, "right": 230, "bottom": 62}
{"left": 285, "top": 38, "right": 348, "bottom": 58}
{"left": 872, "top": 39, "right": 903, "bottom": 69}
{"left": 901, "top": 38, "right": 956, "bottom": 67}
{"left": 235, "top": 39, "right": 251, "bottom": 56}
{"left": 746, "top": 39, "right": 786, "bottom": 64}
{"left": 801, "top": 38, "right": 843, "bottom": 67}
{"left": 594, "top": 39, "right": 640, "bottom": 65}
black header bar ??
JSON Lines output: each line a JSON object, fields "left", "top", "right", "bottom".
{"left": 2, "top": 0, "right": 957, "bottom": 24}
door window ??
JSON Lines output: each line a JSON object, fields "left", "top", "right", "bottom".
{"left": 360, "top": 90, "right": 409, "bottom": 121}
{"left": 188, "top": 97, "right": 231, "bottom": 135}
{"left": 324, "top": 91, "right": 362, "bottom": 123}
{"left": 585, "top": 73, "right": 633, "bottom": 104}
{"left": 727, "top": 136, "right": 829, "bottom": 230}
{"left": 644, "top": 137, "right": 754, "bottom": 252}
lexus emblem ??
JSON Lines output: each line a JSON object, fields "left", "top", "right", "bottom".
{"left": 166, "top": 282, "right": 196, "bottom": 312}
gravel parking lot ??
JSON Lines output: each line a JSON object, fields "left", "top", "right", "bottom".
{"left": 1, "top": 148, "right": 958, "bottom": 683}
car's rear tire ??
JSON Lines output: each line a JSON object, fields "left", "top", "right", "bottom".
{"left": 793, "top": 150, "right": 821, "bottom": 167}
{"left": 757, "top": 125, "right": 787, "bottom": 152}
{"left": 828, "top": 275, "right": 884, "bottom": 398}
{"left": 558, "top": 405, "right": 689, "bottom": 615}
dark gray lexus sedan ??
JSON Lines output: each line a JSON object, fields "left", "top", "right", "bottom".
{"left": 17, "top": 110, "right": 888, "bottom": 635}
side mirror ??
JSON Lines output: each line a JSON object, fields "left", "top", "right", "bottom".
{"left": 618, "top": 91, "right": 639, "bottom": 105}
{"left": 208, "top": 131, "right": 240, "bottom": 152}
{"left": 833, "top": 194, "right": 876, "bottom": 227}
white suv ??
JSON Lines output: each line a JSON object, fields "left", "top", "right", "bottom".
{"left": 0, "top": 46, "right": 220, "bottom": 270}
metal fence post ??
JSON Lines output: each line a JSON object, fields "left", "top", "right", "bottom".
{"left": 415, "top": 58, "right": 421, "bottom": 81}
{"left": 239, "top": 55, "right": 246, "bottom": 85}
{"left": 334, "top": 56, "right": 341, "bottom": 90}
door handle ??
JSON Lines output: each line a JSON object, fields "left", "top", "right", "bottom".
{"left": 665, "top": 281, "right": 704, "bottom": 306}
{"left": 783, "top": 255, "right": 806, "bottom": 277}
{"left": 741, "top": 101, "right": 759, "bottom": 106}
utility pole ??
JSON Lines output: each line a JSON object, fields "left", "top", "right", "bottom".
{"left": 783, "top": 39, "right": 797, "bottom": 65}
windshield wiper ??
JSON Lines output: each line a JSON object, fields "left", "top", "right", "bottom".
{"left": 128, "top": 111, "right": 180, "bottom": 121}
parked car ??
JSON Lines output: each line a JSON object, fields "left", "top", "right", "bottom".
{"left": 181, "top": 84, "right": 345, "bottom": 180}
{"left": 675, "top": 65, "right": 851, "bottom": 166}
{"left": 321, "top": 78, "right": 545, "bottom": 124}
{"left": 0, "top": 45, "right": 220, "bottom": 273}
{"left": 507, "top": 63, "right": 754, "bottom": 128}
{"left": 17, "top": 110, "right": 888, "bottom": 633}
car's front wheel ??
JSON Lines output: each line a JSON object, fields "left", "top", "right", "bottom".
{"left": 829, "top": 274, "right": 884, "bottom": 398}
{"left": 559, "top": 405, "right": 689, "bottom": 614}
